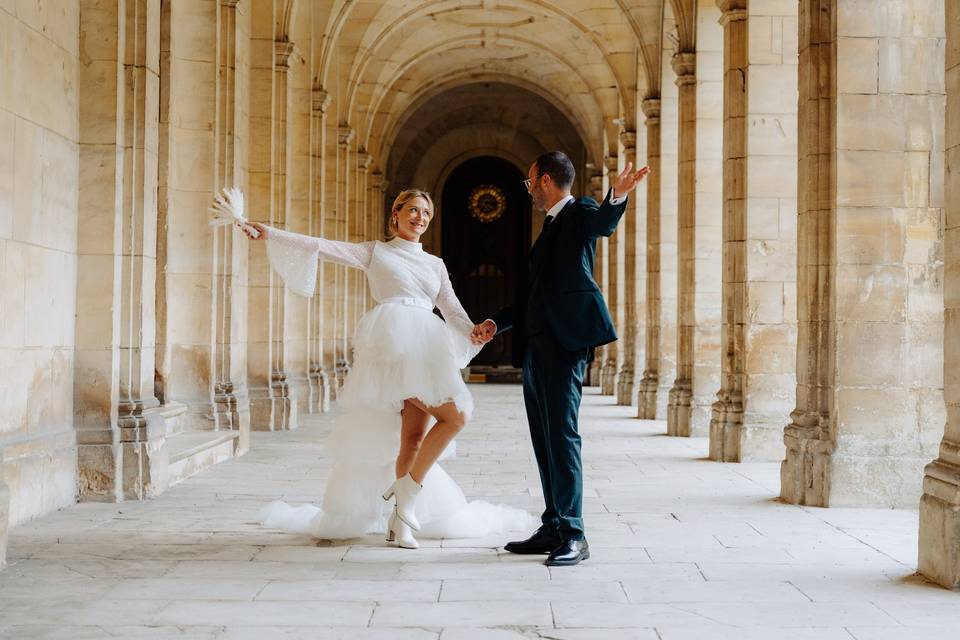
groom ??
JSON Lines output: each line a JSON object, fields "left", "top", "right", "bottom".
{"left": 472, "top": 151, "right": 649, "bottom": 566}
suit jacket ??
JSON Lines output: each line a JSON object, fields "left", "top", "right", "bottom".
{"left": 491, "top": 191, "right": 628, "bottom": 368}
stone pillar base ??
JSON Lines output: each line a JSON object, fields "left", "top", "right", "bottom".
{"left": 250, "top": 374, "right": 299, "bottom": 431}
{"left": 309, "top": 364, "right": 331, "bottom": 414}
{"left": 214, "top": 384, "right": 251, "bottom": 455}
{"left": 334, "top": 359, "right": 350, "bottom": 400}
{"left": 919, "top": 443, "right": 960, "bottom": 589}
{"left": 587, "top": 357, "right": 603, "bottom": 387}
{"left": 780, "top": 418, "right": 832, "bottom": 506}
{"left": 666, "top": 382, "right": 692, "bottom": 437}
{"left": 615, "top": 367, "right": 635, "bottom": 406}
{"left": 637, "top": 372, "right": 658, "bottom": 419}
{"left": 709, "top": 392, "right": 742, "bottom": 461}
{"left": 600, "top": 360, "right": 618, "bottom": 396}
{"left": 0, "top": 478, "right": 8, "bottom": 570}
{"left": 78, "top": 404, "right": 173, "bottom": 502}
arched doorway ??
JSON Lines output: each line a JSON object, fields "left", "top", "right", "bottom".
{"left": 441, "top": 156, "right": 531, "bottom": 368}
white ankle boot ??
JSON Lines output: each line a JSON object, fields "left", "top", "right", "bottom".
{"left": 382, "top": 473, "right": 422, "bottom": 531}
{"left": 386, "top": 508, "right": 419, "bottom": 549}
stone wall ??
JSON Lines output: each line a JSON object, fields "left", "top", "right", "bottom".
{"left": 710, "top": 0, "right": 799, "bottom": 462}
{"left": 782, "top": 0, "right": 945, "bottom": 508}
{"left": 0, "top": 1, "right": 80, "bottom": 524}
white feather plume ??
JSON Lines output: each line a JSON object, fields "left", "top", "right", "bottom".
{"left": 209, "top": 187, "right": 259, "bottom": 237}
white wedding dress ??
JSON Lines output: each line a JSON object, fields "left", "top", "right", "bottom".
{"left": 258, "top": 228, "right": 537, "bottom": 539}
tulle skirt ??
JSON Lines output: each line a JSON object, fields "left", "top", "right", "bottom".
{"left": 261, "top": 302, "right": 537, "bottom": 540}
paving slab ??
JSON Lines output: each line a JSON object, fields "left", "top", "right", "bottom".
{"left": 0, "top": 385, "right": 947, "bottom": 637}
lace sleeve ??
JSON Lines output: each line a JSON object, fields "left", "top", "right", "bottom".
{"left": 435, "top": 263, "right": 483, "bottom": 367}
{"left": 265, "top": 227, "right": 375, "bottom": 297}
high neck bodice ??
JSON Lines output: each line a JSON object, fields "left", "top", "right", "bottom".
{"left": 388, "top": 236, "right": 423, "bottom": 252}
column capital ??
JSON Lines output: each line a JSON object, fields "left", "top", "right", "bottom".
{"left": 338, "top": 125, "right": 355, "bottom": 147}
{"left": 274, "top": 40, "right": 295, "bottom": 70}
{"left": 672, "top": 51, "right": 697, "bottom": 86}
{"left": 357, "top": 150, "right": 372, "bottom": 172}
{"left": 370, "top": 170, "right": 386, "bottom": 191}
{"left": 716, "top": 0, "right": 747, "bottom": 25}
{"left": 641, "top": 97, "right": 661, "bottom": 122}
{"left": 221, "top": 0, "right": 240, "bottom": 7}
{"left": 604, "top": 155, "right": 619, "bottom": 173}
{"left": 619, "top": 130, "right": 637, "bottom": 151}
{"left": 312, "top": 87, "right": 332, "bottom": 114}
{"left": 589, "top": 173, "right": 604, "bottom": 201}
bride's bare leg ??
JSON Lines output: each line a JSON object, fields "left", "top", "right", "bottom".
{"left": 396, "top": 400, "right": 430, "bottom": 478}
{"left": 406, "top": 399, "right": 467, "bottom": 485}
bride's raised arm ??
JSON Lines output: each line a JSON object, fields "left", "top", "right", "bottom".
{"left": 210, "top": 187, "right": 374, "bottom": 297}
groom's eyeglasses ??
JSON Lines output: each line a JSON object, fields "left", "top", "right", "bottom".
{"left": 523, "top": 174, "right": 542, "bottom": 191}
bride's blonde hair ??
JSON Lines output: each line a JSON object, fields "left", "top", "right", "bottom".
{"left": 386, "top": 189, "right": 434, "bottom": 240}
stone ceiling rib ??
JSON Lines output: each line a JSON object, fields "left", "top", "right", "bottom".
{"left": 276, "top": 0, "right": 297, "bottom": 41}
{"left": 316, "top": 0, "right": 646, "bottom": 119}
{"left": 369, "top": 70, "right": 604, "bottom": 170}
{"left": 355, "top": 35, "right": 607, "bottom": 150}
{"left": 378, "top": 74, "right": 596, "bottom": 164}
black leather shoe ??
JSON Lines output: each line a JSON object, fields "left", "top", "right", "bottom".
{"left": 504, "top": 529, "right": 562, "bottom": 554}
{"left": 544, "top": 539, "right": 589, "bottom": 566}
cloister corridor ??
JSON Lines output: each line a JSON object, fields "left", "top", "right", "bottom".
{"left": 3, "top": 0, "right": 960, "bottom": 635}
{"left": 2, "top": 384, "right": 953, "bottom": 639}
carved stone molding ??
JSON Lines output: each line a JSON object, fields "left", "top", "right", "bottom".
{"left": 338, "top": 125, "right": 355, "bottom": 148}
{"left": 274, "top": 40, "right": 295, "bottom": 70}
{"left": 672, "top": 52, "right": 696, "bottom": 86}
{"left": 312, "top": 87, "right": 331, "bottom": 114}
{"left": 641, "top": 97, "right": 661, "bottom": 124}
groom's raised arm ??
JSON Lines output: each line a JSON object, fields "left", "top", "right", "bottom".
{"left": 581, "top": 190, "right": 628, "bottom": 239}
{"left": 582, "top": 162, "right": 650, "bottom": 239}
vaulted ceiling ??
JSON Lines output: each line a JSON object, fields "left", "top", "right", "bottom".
{"left": 291, "top": 0, "right": 667, "bottom": 173}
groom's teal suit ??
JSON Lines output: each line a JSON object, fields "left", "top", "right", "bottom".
{"left": 490, "top": 191, "right": 627, "bottom": 541}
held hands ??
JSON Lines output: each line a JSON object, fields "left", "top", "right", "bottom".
{"left": 612, "top": 162, "right": 651, "bottom": 198}
{"left": 470, "top": 319, "right": 497, "bottom": 346}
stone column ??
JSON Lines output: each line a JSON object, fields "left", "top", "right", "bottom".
{"left": 211, "top": 0, "right": 251, "bottom": 451}
{"left": 334, "top": 125, "right": 355, "bottom": 392}
{"left": 76, "top": 0, "right": 165, "bottom": 499}
{"left": 710, "top": 0, "right": 798, "bottom": 461}
{"left": 667, "top": 51, "right": 698, "bottom": 436}
{"left": 919, "top": 0, "right": 960, "bottom": 590}
{"left": 668, "top": 3, "right": 725, "bottom": 439}
{"left": 601, "top": 154, "right": 622, "bottom": 396}
{"left": 782, "top": 0, "right": 944, "bottom": 507}
{"left": 0, "top": 469, "right": 6, "bottom": 568}
{"left": 308, "top": 87, "right": 332, "bottom": 413}
{"left": 352, "top": 151, "right": 371, "bottom": 349}
{"left": 617, "top": 130, "right": 639, "bottom": 406}
{"left": 249, "top": 39, "right": 298, "bottom": 431}
{"left": 657, "top": 43, "right": 681, "bottom": 420}
{"left": 369, "top": 170, "right": 386, "bottom": 309}
{"left": 588, "top": 172, "right": 606, "bottom": 386}
{"left": 638, "top": 98, "right": 662, "bottom": 418}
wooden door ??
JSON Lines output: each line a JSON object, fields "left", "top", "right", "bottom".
{"left": 441, "top": 156, "right": 531, "bottom": 367}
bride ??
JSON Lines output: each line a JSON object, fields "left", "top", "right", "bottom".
{"left": 212, "top": 187, "right": 535, "bottom": 548}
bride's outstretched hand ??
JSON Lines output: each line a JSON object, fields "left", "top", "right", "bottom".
{"left": 209, "top": 187, "right": 265, "bottom": 239}
{"left": 471, "top": 320, "right": 496, "bottom": 346}
{"left": 243, "top": 221, "right": 267, "bottom": 240}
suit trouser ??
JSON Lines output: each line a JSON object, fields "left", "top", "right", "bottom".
{"left": 522, "top": 331, "right": 589, "bottom": 541}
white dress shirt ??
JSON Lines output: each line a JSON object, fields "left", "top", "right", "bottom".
{"left": 544, "top": 189, "right": 627, "bottom": 223}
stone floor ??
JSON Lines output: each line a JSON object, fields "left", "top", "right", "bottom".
{"left": 0, "top": 385, "right": 957, "bottom": 639}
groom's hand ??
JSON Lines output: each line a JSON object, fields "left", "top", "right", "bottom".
{"left": 612, "top": 162, "right": 651, "bottom": 198}
{"left": 471, "top": 320, "right": 497, "bottom": 345}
